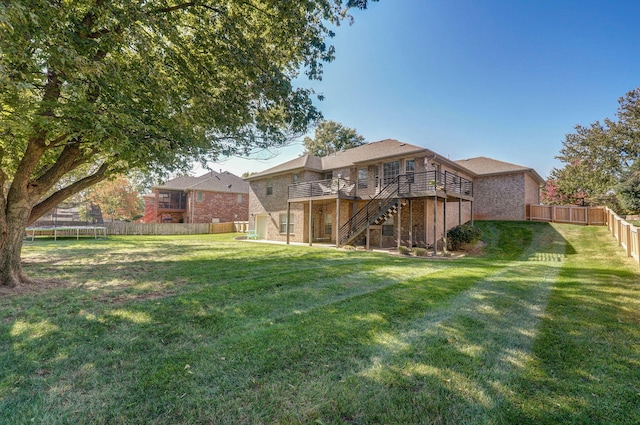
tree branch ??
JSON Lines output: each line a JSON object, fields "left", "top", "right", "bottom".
{"left": 28, "top": 162, "right": 111, "bottom": 225}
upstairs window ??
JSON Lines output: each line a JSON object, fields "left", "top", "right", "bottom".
{"left": 405, "top": 159, "right": 415, "bottom": 184}
{"left": 358, "top": 168, "right": 368, "bottom": 189}
{"left": 266, "top": 179, "right": 273, "bottom": 195}
{"left": 383, "top": 161, "right": 400, "bottom": 185}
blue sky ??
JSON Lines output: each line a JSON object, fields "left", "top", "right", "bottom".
{"left": 201, "top": 0, "right": 640, "bottom": 179}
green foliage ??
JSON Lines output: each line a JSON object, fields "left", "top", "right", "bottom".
{"left": 412, "top": 247, "right": 428, "bottom": 257}
{"left": 398, "top": 245, "right": 412, "bottom": 255}
{"left": 0, "top": 0, "right": 374, "bottom": 216}
{"left": 551, "top": 87, "right": 640, "bottom": 206}
{"left": 446, "top": 222, "right": 482, "bottom": 251}
{"left": 303, "top": 120, "right": 365, "bottom": 156}
{"left": 617, "top": 172, "right": 640, "bottom": 213}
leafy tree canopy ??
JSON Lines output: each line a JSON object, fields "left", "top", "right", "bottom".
{"left": 0, "top": 0, "right": 375, "bottom": 287}
{"left": 303, "top": 120, "right": 365, "bottom": 156}
{"left": 86, "top": 176, "right": 143, "bottom": 222}
{"left": 549, "top": 87, "right": 640, "bottom": 210}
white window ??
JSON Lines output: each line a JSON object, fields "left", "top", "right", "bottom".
{"left": 383, "top": 161, "right": 400, "bottom": 185}
{"left": 196, "top": 191, "right": 203, "bottom": 202}
{"left": 279, "top": 213, "right": 294, "bottom": 233}
{"left": 405, "top": 160, "right": 415, "bottom": 183}
{"left": 358, "top": 168, "right": 368, "bottom": 189}
{"left": 237, "top": 193, "right": 243, "bottom": 203}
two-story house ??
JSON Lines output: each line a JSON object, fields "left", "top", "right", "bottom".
{"left": 142, "top": 171, "right": 249, "bottom": 224}
{"left": 246, "top": 139, "right": 518, "bottom": 249}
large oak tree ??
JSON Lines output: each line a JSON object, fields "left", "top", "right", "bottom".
{"left": 0, "top": 0, "right": 374, "bottom": 287}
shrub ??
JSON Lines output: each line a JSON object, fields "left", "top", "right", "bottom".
{"left": 412, "top": 247, "right": 428, "bottom": 257}
{"left": 446, "top": 223, "right": 482, "bottom": 251}
{"left": 398, "top": 246, "right": 412, "bottom": 255}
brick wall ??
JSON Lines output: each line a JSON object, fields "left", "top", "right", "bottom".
{"left": 186, "top": 190, "right": 248, "bottom": 223}
{"left": 473, "top": 174, "right": 526, "bottom": 221}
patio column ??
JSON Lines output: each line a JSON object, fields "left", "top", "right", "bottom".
{"left": 286, "top": 202, "right": 291, "bottom": 245}
{"left": 459, "top": 198, "right": 462, "bottom": 226}
{"left": 397, "top": 199, "right": 402, "bottom": 250}
{"left": 433, "top": 195, "right": 438, "bottom": 256}
{"left": 308, "top": 199, "right": 313, "bottom": 246}
{"left": 408, "top": 199, "right": 413, "bottom": 248}
{"left": 471, "top": 200, "right": 474, "bottom": 226}
{"left": 366, "top": 223, "right": 370, "bottom": 250}
{"left": 444, "top": 196, "right": 447, "bottom": 251}
{"left": 336, "top": 196, "right": 340, "bottom": 246}
{"left": 424, "top": 198, "right": 428, "bottom": 249}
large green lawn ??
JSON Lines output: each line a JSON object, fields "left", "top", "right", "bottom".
{"left": 1, "top": 222, "right": 639, "bottom": 424}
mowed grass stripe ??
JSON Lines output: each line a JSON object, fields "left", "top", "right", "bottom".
{"left": 501, "top": 224, "right": 640, "bottom": 425}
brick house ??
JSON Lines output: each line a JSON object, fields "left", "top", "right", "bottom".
{"left": 142, "top": 171, "right": 249, "bottom": 223}
{"left": 245, "top": 139, "right": 545, "bottom": 249}
{"left": 454, "top": 157, "right": 545, "bottom": 221}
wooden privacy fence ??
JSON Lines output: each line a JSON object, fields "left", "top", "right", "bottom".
{"left": 529, "top": 205, "right": 639, "bottom": 268}
{"left": 529, "top": 205, "right": 606, "bottom": 225}
{"left": 105, "top": 221, "right": 249, "bottom": 236}
{"left": 606, "top": 208, "right": 640, "bottom": 268}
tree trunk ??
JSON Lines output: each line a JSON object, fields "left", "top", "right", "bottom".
{"left": 0, "top": 207, "right": 32, "bottom": 287}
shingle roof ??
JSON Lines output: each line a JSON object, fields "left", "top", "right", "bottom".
{"left": 246, "top": 139, "right": 431, "bottom": 179}
{"left": 245, "top": 154, "right": 323, "bottom": 179}
{"left": 155, "top": 171, "right": 249, "bottom": 193}
{"left": 455, "top": 157, "right": 545, "bottom": 184}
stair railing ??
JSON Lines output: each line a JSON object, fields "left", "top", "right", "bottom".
{"left": 338, "top": 176, "right": 400, "bottom": 245}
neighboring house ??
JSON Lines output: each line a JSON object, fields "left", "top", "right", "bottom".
{"left": 142, "top": 171, "right": 249, "bottom": 223}
{"left": 245, "top": 139, "right": 480, "bottom": 249}
{"left": 455, "top": 157, "right": 545, "bottom": 221}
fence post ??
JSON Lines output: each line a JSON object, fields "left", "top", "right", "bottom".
{"left": 626, "top": 223, "right": 632, "bottom": 257}
{"left": 618, "top": 219, "right": 622, "bottom": 247}
{"left": 637, "top": 229, "right": 640, "bottom": 267}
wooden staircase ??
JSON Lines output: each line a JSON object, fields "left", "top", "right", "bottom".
{"left": 338, "top": 177, "right": 406, "bottom": 246}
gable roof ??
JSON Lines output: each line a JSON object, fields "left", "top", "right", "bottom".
{"left": 154, "top": 171, "right": 249, "bottom": 193}
{"left": 246, "top": 139, "right": 443, "bottom": 180}
{"left": 455, "top": 157, "right": 545, "bottom": 184}
{"left": 245, "top": 154, "right": 323, "bottom": 180}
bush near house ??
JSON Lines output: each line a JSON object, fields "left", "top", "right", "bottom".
{"left": 447, "top": 222, "right": 483, "bottom": 251}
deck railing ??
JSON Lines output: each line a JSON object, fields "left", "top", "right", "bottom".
{"left": 290, "top": 172, "right": 473, "bottom": 201}
{"left": 288, "top": 178, "right": 356, "bottom": 199}
{"left": 398, "top": 171, "right": 473, "bottom": 196}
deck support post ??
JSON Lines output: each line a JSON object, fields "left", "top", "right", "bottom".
{"left": 424, "top": 198, "right": 428, "bottom": 249}
{"left": 433, "top": 195, "right": 438, "bottom": 256}
{"left": 286, "top": 202, "right": 291, "bottom": 245}
{"left": 471, "top": 200, "right": 474, "bottom": 226}
{"left": 308, "top": 199, "right": 313, "bottom": 246}
{"left": 366, "top": 223, "right": 370, "bottom": 250}
{"left": 444, "top": 196, "right": 447, "bottom": 252}
{"left": 336, "top": 196, "right": 340, "bottom": 246}
{"left": 397, "top": 199, "right": 402, "bottom": 250}
{"left": 409, "top": 199, "right": 413, "bottom": 248}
